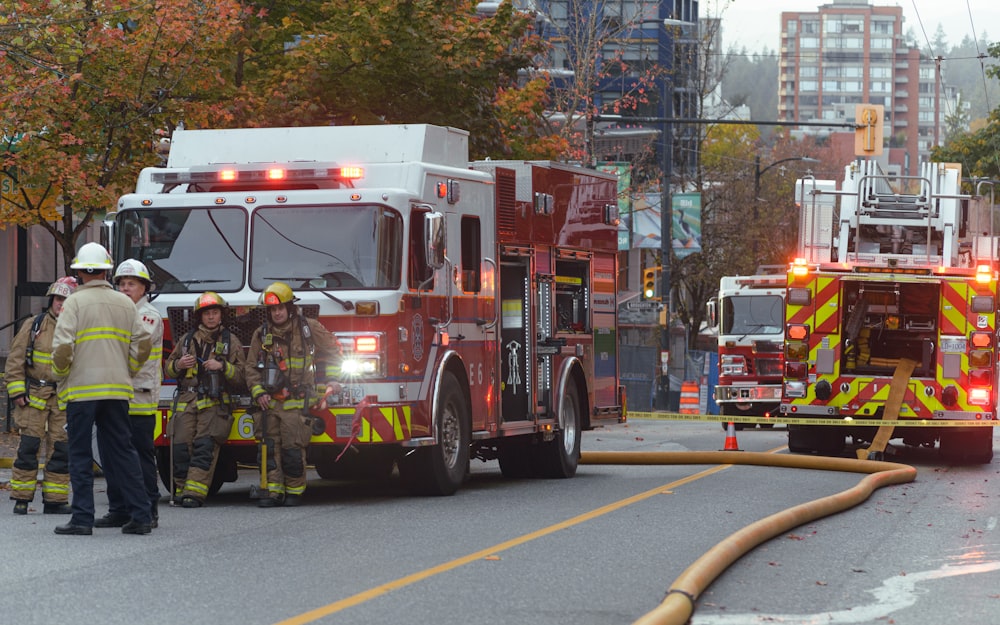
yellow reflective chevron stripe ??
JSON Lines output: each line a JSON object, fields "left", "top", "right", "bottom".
{"left": 41, "top": 482, "right": 69, "bottom": 496}
{"left": 184, "top": 480, "right": 209, "bottom": 497}
{"left": 10, "top": 479, "right": 36, "bottom": 494}
{"left": 59, "top": 383, "right": 133, "bottom": 403}
{"left": 129, "top": 402, "right": 158, "bottom": 415}
{"left": 75, "top": 326, "right": 130, "bottom": 343}
{"left": 31, "top": 351, "right": 53, "bottom": 365}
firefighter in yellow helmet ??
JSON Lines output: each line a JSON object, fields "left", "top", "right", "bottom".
{"left": 4, "top": 277, "right": 77, "bottom": 515}
{"left": 245, "top": 282, "right": 343, "bottom": 507}
{"left": 163, "top": 292, "right": 245, "bottom": 508}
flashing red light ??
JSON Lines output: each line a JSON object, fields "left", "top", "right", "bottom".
{"left": 218, "top": 169, "right": 237, "bottom": 182}
{"left": 339, "top": 166, "right": 364, "bottom": 179}
{"left": 971, "top": 332, "right": 993, "bottom": 349}
{"left": 787, "top": 324, "right": 809, "bottom": 341}
{"left": 354, "top": 336, "right": 379, "bottom": 353}
{"left": 267, "top": 168, "right": 285, "bottom": 180}
{"left": 436, "top": 182, "right": 448, "bottom": 198}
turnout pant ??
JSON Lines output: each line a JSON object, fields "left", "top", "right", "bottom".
{"left": 256, "top": 407, "right": 312, "bottom": 500}
{"left": 180, "top": 404, "right": 233, "bottom": 502}
{"left": 10, "top": 396, "right": 69, "bottom": 503}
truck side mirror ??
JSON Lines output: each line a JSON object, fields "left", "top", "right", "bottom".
{"left": 706, "top": 298, "right": 717, "bottom": 329}
{"left": 424, "top": 211, "right": 446, "bottom": 270}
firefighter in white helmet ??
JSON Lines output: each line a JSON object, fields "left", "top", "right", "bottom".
{"left": 163, "top": 291, "right": 245, "bottom": 508}
{"left": 51, "top": 242, "right": 153, "bottom": 535}
{"left": 4, "top": 276, "right": 77, "bottom": 515}
{"left": 245, "top": 282, "right": 343, "bottom": 507}
{"left": 92, "top": 259, "right": 163, "bottom": 528}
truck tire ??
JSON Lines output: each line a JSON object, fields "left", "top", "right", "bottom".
{"left": 787, "top": 425, "right": 845, "bottom": 455}
{"left": 155, "top": 445, "right": 233, "bottom": 497}
{"left": 400, "top": 371, "right": 470, "bottom": 495}
{"left": 940, "top": 428, "right": 994, "bottom": 464}
{"left": 535, "top": 383, "right": 582, "bottom": 479}
{"left": 498, "top": 437, "right": 534, "bottom": 479}
{"left": 156, "top": 446, "right": 172, "bottom": 494}
{"left": 720, "top": 404, "right": 748, "bottom": 431}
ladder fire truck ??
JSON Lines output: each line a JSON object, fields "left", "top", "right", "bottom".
{"left": 782, "top": 158, "right": 996, "bottom": 463}
{"left": 104, "top": 124, "right": 625, "bottom": 495}
{"left": 711, "top": 269, "right": 786, "bottom": 429}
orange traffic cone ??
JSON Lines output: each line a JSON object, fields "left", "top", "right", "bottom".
{"left": 722, "top": 421, "right": 742, "bottom": 451}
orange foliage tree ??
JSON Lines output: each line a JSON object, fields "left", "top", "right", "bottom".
{"left": 0, "top": 0, "right": 246, "bottom": 269}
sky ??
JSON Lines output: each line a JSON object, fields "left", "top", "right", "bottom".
{"left": 712, "top": 0, "right": 1000, "bottom": 53}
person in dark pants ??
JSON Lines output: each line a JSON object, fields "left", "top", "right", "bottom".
{"left": 94, "top": 259, "right": 164, "bottom": 529}
{"left": 51, "top": 243, "right": 153, "bottom": 536}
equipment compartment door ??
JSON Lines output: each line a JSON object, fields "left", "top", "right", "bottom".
{"left": 500, "top": 257, "right": 531, "bottom": 421}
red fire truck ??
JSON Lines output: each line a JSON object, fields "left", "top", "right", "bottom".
{"left": 711, "top": 270, "right": 786, "bottom": 429}
{"left": 105, "top": 124, "right": 625, "bottom": 495}
{"left": 782, "top": 158, "right": 996, "bottom": 463}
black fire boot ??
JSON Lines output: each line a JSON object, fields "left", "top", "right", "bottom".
{"left": 43, "top": 502, "right": 72, "bottom": 514}
{"left": 13, "top": 501, "right": 29, "bottom": 515}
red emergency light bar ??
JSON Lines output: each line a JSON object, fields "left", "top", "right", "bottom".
{"left": 151, "top": 162, "right": 363, "bottom": 186}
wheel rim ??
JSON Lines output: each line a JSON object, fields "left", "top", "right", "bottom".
{"left": 560, "top": 391, "right": 578, "bottom": 455}
{"left": 440, "top": 399, "right": 461, "bottom": 469}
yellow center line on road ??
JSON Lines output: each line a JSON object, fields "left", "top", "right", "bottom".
{"left": 275, "top": 460, "right": 754, "bottom": 625}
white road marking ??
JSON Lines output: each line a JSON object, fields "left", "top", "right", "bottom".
{"left": 691, "top": 561, "right": 1000, "bottom": 625}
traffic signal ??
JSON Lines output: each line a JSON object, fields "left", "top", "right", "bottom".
{"left": 643, "top": 267, "right": 659, "bottom": 300}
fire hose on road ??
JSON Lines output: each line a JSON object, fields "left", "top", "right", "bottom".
{"left": 578, "top": 451, "right": 917, "bottom": 625}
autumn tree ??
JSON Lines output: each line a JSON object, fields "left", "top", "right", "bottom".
{"left": 0, "top": 0, "right": 246, "bottom": 270}
{"left": 231, "top": 0, "right": 550, "bottom": 160}
{"left": 931, "top": 39, "right": 1000, "bottom": 179}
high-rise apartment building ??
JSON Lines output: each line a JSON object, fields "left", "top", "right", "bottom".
{"left": 778, "top": 0, "right": 956, "bottom": 171}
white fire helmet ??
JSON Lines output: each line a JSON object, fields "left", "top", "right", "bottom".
{"left": 69, "top": 242, "right": 114, "bottom": 270}
{"left": 46, "top": 276, "right": 78, "bottom": 299}
{"left": 113, "top": 259, "right": 153, "bottom": 288}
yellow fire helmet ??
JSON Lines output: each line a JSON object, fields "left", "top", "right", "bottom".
{"left": 260, "top": 281, "right": 298, "bottom": 306}
{"left": 194, "top": 291, "right": 227, "bottom": 314}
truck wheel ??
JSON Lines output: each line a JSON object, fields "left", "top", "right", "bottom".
{"left": 720, "top": 405, "right": 748, "bottom": 431}
{"left": 498, "top": 437, "right": 534, "bottom": 479}
{"left": 401, "top": 371, "right": 470, "bottom": 495}
{"left": 787, "top": 426, "right": 845, "bottom": 455}
{"left": 156, "top": 446, "right": 172, "bottom": 493}
{"left": 940, "top": 428, "right": 994, "bottom": 464}
{"left": 535, "top": 383, "right": 582, "bottom": 479}
{"left": 208, "top": 448, "right": 238, "bottom": 496}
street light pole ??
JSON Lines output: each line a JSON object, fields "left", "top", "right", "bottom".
{"left": 754, "top": 155, "right": 820, "bottom": 203}
{"left": 752, "top": 155, "right": 819, "bottom": 265}
{"left": 657, "top": 17, "right": 696, "bottom": 411}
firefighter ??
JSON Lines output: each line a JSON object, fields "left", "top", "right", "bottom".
{"left": 4, "top": 276, "right": 78, "bottom": 515}
{"left": 52, "top": 242, "right": 153, "bottom": 536}
{"left": 246, "top": 282, "right": 343, "bottom": 507}
{"left": 163, "top": 291, "right": 245, "bottom": 508}
{"left": 94, "top": 259, "right": 163, "bottom": 528}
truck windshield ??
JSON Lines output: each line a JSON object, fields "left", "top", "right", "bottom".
{"left": 721, "top": 295, "right": 784, "bottom": 335}
{"left": 249, "top": 205, "right": 402, "bottom": 291}
{"left": 116, "top": 207, "right": 247, "bottom": 293}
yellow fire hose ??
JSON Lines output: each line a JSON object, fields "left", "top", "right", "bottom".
{"left": 578, "top": 451, "right": 917, "bottom": 625}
